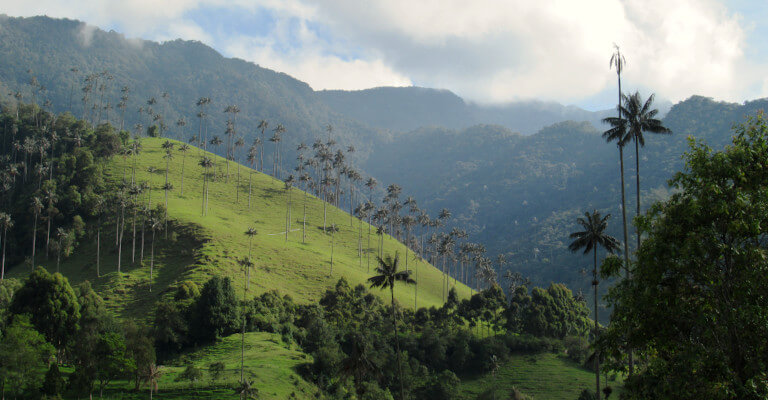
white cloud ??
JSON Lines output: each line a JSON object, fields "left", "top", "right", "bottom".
{"left": 0, "top": 0, "right": 761, "bottom": 105}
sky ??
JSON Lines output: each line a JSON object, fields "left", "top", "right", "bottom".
{"left": 1, "top": 0, "right": 767, "bottom": 110}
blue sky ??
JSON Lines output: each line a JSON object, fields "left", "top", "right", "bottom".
{"left": 3, "top": 0, "right": 767, "bottom": 110}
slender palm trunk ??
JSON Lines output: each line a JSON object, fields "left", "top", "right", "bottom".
{"left": 391, "top": 287, "right": 406, "bottom": 400}
{"left": 97, "top": 216, "right": 101, "bottom": 277}
{"left": 150, "top": 229, "right": 155, "bottom": 292}
{"left": 31, "top": 213, "right": 38, "bottom": 268}
{"left": 635, "top": 139, "right": 641, "bottom": 251}
{"left": 248, "top": 171, "right": 252, "bottom": 209}
{"left": 302, "top": 191, "right": 307, "bottom": 244}
{"left": 236, "top": 164, "right": 240, "bottom": 203}
{"left": 1, "top": 226, "right": 6, "bottom": 280}
{"left": 118, "top": 204, "right": 125, "bottom": 273}
{"left": 132, "top": 205, "right": 137, "bottom": 263}
{"left": 330, "top": 226, "right": 335, "bottom": 276}
{"left": 46, "top": 212, "right": 52, "bottom": 258}
{"left": 593, "top": 247, "right": 600, "bottom": 400}
{"left": 181, "top": 154, "right": 186, "bottom": 195}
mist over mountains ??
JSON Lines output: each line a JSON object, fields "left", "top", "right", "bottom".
{"left": 0, "top": 14, "right": 763, "bottom": 301}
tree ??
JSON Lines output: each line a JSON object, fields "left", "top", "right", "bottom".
{"left": 190, "top": 276, "right": 240, "bottom": 343}
{"left": 284, "top": 174, "right": 295, "bottom": 242}
{"left": 0, "top": 316, "right": 55, "bottom": 398}
{"left": 618, "top": 91, "right": 671, "bottom": 250}
{"left": 368, "top": 252, "right": 415, "bottom": 400}
{"left": 199, "top": 156, "right": 213, "bottom": 215}
{"left": 10, "top": 267, "right": 80, "bottom": 349}
{"left": 601, "top": 115, "right": 768, "bottom": 399}
{"left": 95, "top": 331, "right": 135, "bottom": 398}
{"left": 569, "top": 210, "right": 619, "bottom": 400}
{"left": 142, "top": 363, "right": 162, "bottom": 400}
{"left": 30, "top": 196, "right": 43, "bottom": 268}
{"left": 257, "top": 120, "right": 268, "bottom": 172}
{"left": 178, "top": 143, "right": 190, "bottom": 195}
{"left": 175, "top": 363, "right": 203, "bottom": 388}
{"left": 0, "top": 212, "right": 12, "bottom": 280}
{"left": 148, "top": 217, "right": 162, "bottom": 292}
{"left": 603, "top": 44, "right": 631, "bottom": 289}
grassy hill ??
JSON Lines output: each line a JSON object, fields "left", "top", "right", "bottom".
{"left": 458, "top": 352, "right": 621, "bottom": 400}
{"left": 94, "top": 332, "right": 318, "bottom": 399}
{"left": 9, "top": 137, "right": 469, "bottom": 319}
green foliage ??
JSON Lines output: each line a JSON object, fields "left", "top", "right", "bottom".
{"left": 94, "top": 332, "right": 135, "bottom": 395}
{"left": 207, "top": 361, "right": 225, "bottom": 383}
{"left": 0, "top": 315, "right": 55, "bottom": 397}
{"left": 9, "top": 267, "right": 80, "bottom": 348}
{"left": 602, "top": 114, "right": 768, "bottom": 399}
{"left": 42, "top": 363, "right": 66, "bottom": 397}
{"left": 189, "top": 276, "right": 241, "bottom": 343}
{"left": 504, "top": 284, "right": 590, "bottom": 339}
{"left": 175, "top": 363, "right": 203, "bottom": 387}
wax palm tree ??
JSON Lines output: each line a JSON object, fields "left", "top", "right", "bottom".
{"left": 235, "top": 136, "right": 245, "bottom": 202}
{"left": 234, "top": 379, "right": 259, "bottom": 400}
{"left": 148, "top": 217, "right": 162, "bottom": 292}
{"left": 368, "top": 252, "right": 415, "bottom": 400}
{"left": 0, "top": 212, "right": 12, "bottom": 280}
{"left": 93, "top": 195, "right": 105, "bottom": 277}
{"left": 30, "top": 196, "right": 43, "bottom": 268}
{"left": 604, "top": 43, "right": 635, "bottom": 374}
{"left": 199, "top": 157, "right": 213, "bottom": 215}
{"left": 271, "top": 124, "right": 286, "bottom": 179}
{"left": 178, "top": 144, "right": 189, "bottom": 195}
{"left": 284, "top": 175, "right": 295, "bottom": 242}
{"left": 247, "top": 146, "right": 257, "bottom": 209}
{"left": 568, "top": 210, "right": 619, "bottom": 400}
{"left": 176, "top": 118, "right": 187, "bottom": 142}
{"left": 55, "top": 227, "right": 68, "bottom": 273}
{"left": 299, "top": 173, "right": 312, "bottom": 243}
{"left": 257, "top": 120, "right": 268, "bottom": 172}
{"left": 144, "top": 364, "right": 162, "bottom": 400}
{"left": 162, "top": 182, "right": 173, "bottom": 237}
{"left": 622, "top": 92, "right": 671, "bottom": 250}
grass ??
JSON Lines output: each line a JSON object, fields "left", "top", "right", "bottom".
{"left": 93, "top": 332, "right": 318, "bottom": 399}
{"left": 9, "top": 137, "right": 471, "bottom": 320}
{"left": 458, "top": 352, "right": 623, "bottom": 400}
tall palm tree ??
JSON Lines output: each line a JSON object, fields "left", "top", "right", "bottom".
{"left": 621, "top": 92, "right": 671, "bottom": 250}
{"left": 0, "top": 212, "right": 12, "bottom": 280}
{"left": 199, "top": 157, "right": 213, "bottom": 215}
{"left": 257, "top": 120, "right": 268, "bottom": 172}
{"left": 93, "top": 195, "right": 105, "bottom": 277}
{"left": 176, "top": 118, "right": 187, "bottom": 142}
{"left": 55, "top": 227, "right": 67, "bottom": 273}
{"left": 368, "top": 253, "right": 415, "bottom": 400}
{"left": 568, "top": 210, "right": 619, "bottom": 400}
{"left": 148, "top": 217, "right": 162, "bottom": 292}
{"left": 300, "top": 173, "right": 312, "bottom": 243}
{"left": 604, "top": 43, "right": 634, "bottom": 374}
{"left": 178, "top": 144, "right": 190, "bottom": 195}
{"left": 30, "top": 196, "right": 43, "bottom": 268}
{"left": 271, "top": 124, "right": 286, "bottom": 179}
{"left": 283, "top": 175, "right": 295, "bottom": 242}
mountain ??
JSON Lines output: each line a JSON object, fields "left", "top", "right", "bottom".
{"left": 319, "top": 86, "right": 616, "bottom": 135}
{"left": 0, "top": 14, "right": 382, "bottom": 162}
{"left": 361, "top": 95, "right": 768, "bottom": 308}
{"left": 0, "top": 15, "right": 763, "bottom": 311}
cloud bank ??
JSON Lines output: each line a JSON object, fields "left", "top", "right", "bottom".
{"left": 1, "top": 0, "right": 762, "bottom": 106}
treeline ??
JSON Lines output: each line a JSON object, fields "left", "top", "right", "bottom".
{"left": 0, "top": 264, "right": 596, "bottom": 399}
{"left": 155, "top": 275, "right": 593, "bottom": 399}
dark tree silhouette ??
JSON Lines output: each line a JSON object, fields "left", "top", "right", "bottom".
{"left": 368, "top": 252, "right": 415, "bottom": 400}
{"left": 569, "top": 210, "right": 619, "bottom": 400}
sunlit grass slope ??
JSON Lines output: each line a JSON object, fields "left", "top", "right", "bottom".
{"left": 95, "top": 332, "right": 318, "bottom": 399}
{"left": 15, "top": 137, "right": 469, "bottom": 318}
{"left": 458, "top": 352, "right": 622, "bottom": 400}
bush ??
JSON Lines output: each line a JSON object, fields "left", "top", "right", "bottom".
{"left": 564, "top": 335, "right": 590, "bottom": 364}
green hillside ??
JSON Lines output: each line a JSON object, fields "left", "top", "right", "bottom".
{"left": 9, "top": 137, "right": 468, "bottom": 319}
{"left": 458, "top": 353, "right": 621, "bottom": 400}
